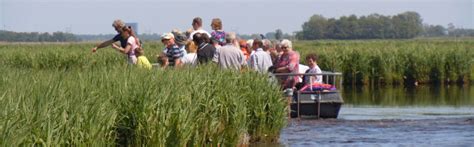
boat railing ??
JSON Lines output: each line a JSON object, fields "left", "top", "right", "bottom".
{"left": 271, "top": 71, "right": 343, "bottom": 89}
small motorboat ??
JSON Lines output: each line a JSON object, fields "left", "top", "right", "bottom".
{"left": 274, "top": 71, "right": 344, "bottom": 119}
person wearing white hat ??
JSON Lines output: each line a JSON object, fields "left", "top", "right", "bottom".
{"left": 161, "top": 33, "right": 185, "bottom": 67}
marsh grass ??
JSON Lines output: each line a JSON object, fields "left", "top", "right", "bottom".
{"left": 0, "top": 52, "right": 286, "bottom": 146}
{"left": 294, "top": 40, "right": 474, "bottom": 85}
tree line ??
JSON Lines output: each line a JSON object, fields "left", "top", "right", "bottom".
{"left": 0, "top": 30, "right": 79, "bottom": 42}
{"left": 1, "top": 11, "right": 473, "bottom": 42}
{"left": 295, "top": 11, "right": 474, "bottom": 40}
{"left": 295, "top": 11, "right": 424, "bottom": 39}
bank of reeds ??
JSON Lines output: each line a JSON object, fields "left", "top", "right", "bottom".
{"left": 1, "top": 40, "right": 472, "bottom": 86}
{"left": 0, "top": 43, "right": 286, "bottom": 145}
{"left": 295, "top": 40, "right": 474, "bottom": 85}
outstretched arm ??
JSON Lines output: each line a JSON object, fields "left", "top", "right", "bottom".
{"left": 92, "top": 39, "right": 115, "bottom": 52}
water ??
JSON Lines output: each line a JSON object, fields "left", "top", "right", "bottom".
{"left": 278, "top": 85, "right": 474, "bottom": 146}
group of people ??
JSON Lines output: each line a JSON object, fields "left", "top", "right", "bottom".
{"left": 91, "top": 17, "right": 324, "bottom": 89}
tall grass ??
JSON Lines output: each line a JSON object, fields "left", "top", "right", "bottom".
{"left": 0, "top": 66, "right": 286, "bottom": 146}
{"left": 294, "top": 39, "right": 474, "bottom": 85}
{"left": 0, "top": 43, "right": 286, "bottom": 146}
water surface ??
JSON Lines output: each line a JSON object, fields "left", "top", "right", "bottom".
{"left": 279, "top": 85, "right": 474, "bottom": 146}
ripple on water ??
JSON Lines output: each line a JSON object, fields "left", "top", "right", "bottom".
{"left": 280, "top": 107, "right": 474, "bottom": 146}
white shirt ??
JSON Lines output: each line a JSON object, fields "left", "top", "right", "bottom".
{"left": 189, "top": 29, "right": 211, "bottom": 40}
{"left": 304, "top": 65, "right": 323, "bottom": 84}
{"left": 182, "top": 53, "right": 197, "bottom": 67}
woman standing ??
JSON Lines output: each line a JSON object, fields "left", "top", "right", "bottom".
{"left": 275, "top": 39, "right": 300, "bottom": 89}
{"left": 111, "top": 26, "right": 139, "bottom": 64}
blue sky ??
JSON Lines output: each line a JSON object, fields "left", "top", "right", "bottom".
{"left": 0, "top": 0, "right": 472, "bottom": 35}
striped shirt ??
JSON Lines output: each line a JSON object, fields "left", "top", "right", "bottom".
{"left": 163, "top": 44, "right": 185, "bottom": 66}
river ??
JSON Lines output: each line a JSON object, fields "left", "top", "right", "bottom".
{"left": 278, "top": 85, "right": 474, "bottom": 146}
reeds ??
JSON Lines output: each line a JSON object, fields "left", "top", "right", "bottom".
{"left": 294, "top": 39, "right": 474, "bottom": 85}
{"left": 0, "top": 43, "right": 286, "bottom": 146}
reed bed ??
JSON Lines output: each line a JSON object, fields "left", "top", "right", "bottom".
{"left": 294, "top": 39, "right": 474, "bottom": 85}
{"left": 0, "top": 43, "right": 286, "bottom": 146}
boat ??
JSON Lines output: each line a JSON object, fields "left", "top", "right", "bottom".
{"left": 274, "top": 71, "right": 344, "bottom": 119}
{"left": 291, "top": 90, "right": 343, "bottom": 118}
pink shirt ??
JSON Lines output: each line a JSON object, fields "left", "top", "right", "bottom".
{"left": 276, "top": 50, "right": 300, "bottom": 88}
{"left": 276, "top": 50, "right": 300, "bottom": 73}
{"left": 126, "top": 36, "right": 138, "bottom": 64}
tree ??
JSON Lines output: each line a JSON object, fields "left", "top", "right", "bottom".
{"left": 301, "top": 14, "right": 329, "bottom": 40}
{"left": 422, "top": 24, "right": 446, "bottom": 37}
{"left": 392, "top": 11, "right": 423, "bottom": 38}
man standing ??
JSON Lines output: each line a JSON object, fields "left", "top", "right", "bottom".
{"left": 249, "top": 39, "right": 273, "bottom": 73}
{"left": 189, "top": 17, "right": 211, "bottom": 40}
{"left": 91, "top": 19, "right": 127, "bottom": 52}
{"left": 216, "top": 32, "right": 246, "bottom": 70}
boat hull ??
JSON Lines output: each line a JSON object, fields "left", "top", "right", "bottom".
{"left": 290, "top": 91, "right": 343, "bottom": 118}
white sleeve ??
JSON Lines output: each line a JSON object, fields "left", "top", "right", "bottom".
{"left": 315, "top": 66, "right": 323, "bottom": 83}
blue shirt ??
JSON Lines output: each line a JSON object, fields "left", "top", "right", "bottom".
{"left": 112, "top": 34, "right": 128, "bottom": 48}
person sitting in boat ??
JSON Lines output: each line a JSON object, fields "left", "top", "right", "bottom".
{"left": 303, "top": 53, "right": 323, "bottom": 84}
{"left": 296, "top": 53, "right": 335, "bottom": 91}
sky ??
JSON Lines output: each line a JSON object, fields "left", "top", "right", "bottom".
{"left": 0, "top": 0, "right": 472, "bottom": 35}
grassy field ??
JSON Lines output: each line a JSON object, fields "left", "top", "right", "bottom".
{"left": 0, "top": 43, "right": 286, "bottom": 145}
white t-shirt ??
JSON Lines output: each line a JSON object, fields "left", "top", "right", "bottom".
{"left": 304, "top": 65, "right": 323, "bottom": 84}
{"left": 181, "top": 53, "right": 197, "bottom": 67}
{"left": 189, "top": 29, "right": 211, "bottom": 40}
{"left": 298, "top": 64, "right": 309, "bottom": 82}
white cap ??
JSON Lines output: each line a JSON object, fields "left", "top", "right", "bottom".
{"left": 161, "top": 33, "right": 174, "bottom": 40}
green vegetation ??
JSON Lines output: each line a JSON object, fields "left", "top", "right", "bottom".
{"left": 0, "top": 43, "right": 286, "bottom": 146}
{"left": 294, "top": 11, "right": 474, "bottom": 40}
{"left": 294, "top": 39, "right": 474, "bottom": 85}
{"left": 0, "top": 30, "right": 79, "bottom": 42}
{"left": 0, "top": 39, "right": 472, "bottom": 145}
